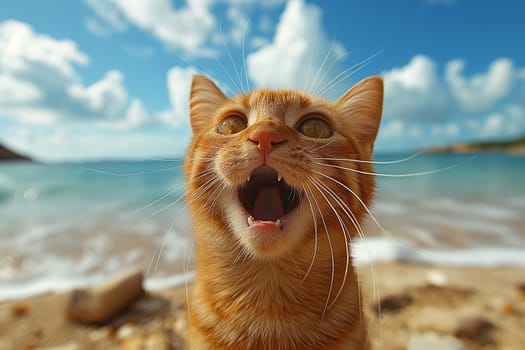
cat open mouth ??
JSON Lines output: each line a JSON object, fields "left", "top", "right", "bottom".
{"left": 238, "top": 166, "right": 302, "bottom": 226}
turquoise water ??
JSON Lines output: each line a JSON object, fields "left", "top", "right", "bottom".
{"left": 1, "top": 153, "right": 522, "bottom": 218}
{"left": 0, "top": 153, "right": 524, "bottom": 299}
{"left": 374, "top": 153, "right": 525, "bottom": 198}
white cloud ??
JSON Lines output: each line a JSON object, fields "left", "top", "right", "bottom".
{"left": 381, "top": 54, "right": 525, "bottom": 146}
{"left": 0, "top": 75, "right": 42, "bottom": 104}
{"left": 124, "top": 99, "right": 150, "bottom": 127}
{"left": 84, "top": 0, "right": 284, "bottom": 56}
{"left": 446, "top": 58, "right": 515, "bottom": 114}
{"left": 466, "top": 105, "right": 525, "bottom": 138}
{"left": 483, "top": 114, "right": 504, "bottom": 135}
{"left": 69, "top": 70, "right": 129, "bottom": 119}
{"left": 0, "top": 20, "right": 88, "bottom": 77}
{"left": 250, "top": 36, "right": 269, "bottom": 49}
{"left": 383, "top": 55, "right": 524, "bottom": 124}
{"left": 165, "top": 66, "right": 197, "bottom": 127}
{"left": 222, "top": 0, "right": 285, "bottom": 6}
{"left": 383, "top": 55, "right": 450, "bottom": 121}
{"left": 247, "top": 0, "right": 346, "bottom": 96}
{"left": 380, "top": 120, "right": 406, "bottom": 139}
{"left": 85, "top": 0, "right": 128, "bottom": 32}
{"left": 0, "top": 20, "right": 199, "bottom": 134}
{"left": 85, "top": 17, "right": 112, "bottom": 37}
{"left": 432, "top": 122, "right": 460, "bottom": 137}
{"left": 227, "top": 7, "right": 250, "bottom": 46}
{"left": 0, "top": 20, "right": 141, "bottom": 125}
{"left": 86, "top": 0, "right": 216, "bottom": 56}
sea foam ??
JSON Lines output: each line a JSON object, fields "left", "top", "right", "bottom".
{"left": 353, "top": 238, "right": 525, "bottom": 267}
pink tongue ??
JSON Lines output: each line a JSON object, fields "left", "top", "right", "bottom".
{"left": 252, "top": 187, "right": 284, "bottom": 221}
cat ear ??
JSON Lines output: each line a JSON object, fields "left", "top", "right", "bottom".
{"left": 189, "top": 75, "right": 227, "bottom": 134}
{"left": 335, "top": 76, "right": 383, "bottom": 153}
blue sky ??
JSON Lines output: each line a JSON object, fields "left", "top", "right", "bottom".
{"left": 1, "top": 0, "right": 524, "bottom": 161}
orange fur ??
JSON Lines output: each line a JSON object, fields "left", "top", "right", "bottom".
{"left": 184, "top": 75, "right": 383, "bottom": 350}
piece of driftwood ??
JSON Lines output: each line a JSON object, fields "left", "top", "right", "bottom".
{"left": 67, "top": 269, "right": 145, "bottom": 324}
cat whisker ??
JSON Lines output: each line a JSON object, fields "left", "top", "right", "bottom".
{"left": 184, "top": 234, "right": 196, "bottom": 322}
{"left": 302, "top": 48, "right": 316, "bottom": 93}
{"left": 142, "top": 156, "right": 183, "bottom": 162}
{"left": 226, "top": 248, "right": 247, "bottom": 275}
{"left": 134, "top": 182, "right": 186, "bottom": 216}
{"left": 213, "top": 51, "right": 244, "bottom": 96}
{"left": 300, "top": 184, "right": 320, "bottom": 283}
{"left": 306, "top": 178, "right": 336, "bottom": 322}
{"left": 203, "top": 181, "right": 228, "bottom": 216}
{"left": 316, "top": 50, "right": 382, "bottom": 98}
{"left": 307, "top": 37, "right": 338, "bottom": 94}
{"left": 176, "top": 45, "right": 239, "bottom": 97}
{"left": 312, "top": 178, "right": 381, "bottom": 316}
{"left": 312, "top": 174, "right": 385, "bottom": 341}
{"left": 146, "top": 169, "right": 215, "bottom": 219}
{"left": 187, "top": 156, "right": 215, "bottom": 162}
{"left": 194, "top": 142, "right": 224, "bottom": 150}
{"left": 147, "top": 174, "right": 220, "bottom": 277}
{"left": 314, "top": 151, "right": 423, "bottom": 165}
{"left": 81, "top": 165, "right": 182, "bottom": 177}
{"left": 312, "top": 176, "right": 365, "bottom": 241}
{"left": 241, "top": 17, "right": 252, "bottom": 93}
{"left": 305, "top": 138, "right": 339, "bottom": 154}
{"left": 312, "top": 170, "right": 386, "bottom": 323}
{"left": 315, "top": 161, "right": 462, "bottom": 177}
{"left": 147, "top": 202, "right": 186, "bottom": 278}
{"left": 219, "top": 24, "right": 246, "bottom": 94}
{"left": 312, "top": 169, "right": 393, "bottom": 242}
{"left": 309, "top": 177, "right": 353, "bottom": 311}
{"left": 315, "top": 50, "right": 351, "bottom": 96}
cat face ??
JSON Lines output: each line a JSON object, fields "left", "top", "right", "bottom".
{"left": 185, "top": 75, "right": 383, "bottom": 258}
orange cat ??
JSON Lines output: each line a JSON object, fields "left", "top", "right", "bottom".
{"left": 184, "top": 74, "right": 383, "bottom": 350}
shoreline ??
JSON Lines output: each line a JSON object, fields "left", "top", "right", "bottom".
{"left": 1, "top": 262, "right": 524, "bottom": 350}
{"left": 421, "top": 144, "right": 525, "bottom": 156}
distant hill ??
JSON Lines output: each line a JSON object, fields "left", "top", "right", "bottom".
{"left": 0, "top": 144, "right": 31, "bottom": 161}
{"left": 424, "top": 135, "right": 525, "bottom": 155}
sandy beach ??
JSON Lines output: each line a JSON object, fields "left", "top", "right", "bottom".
{"left": 1, "top": 263, "right": 524, "bottom": 350}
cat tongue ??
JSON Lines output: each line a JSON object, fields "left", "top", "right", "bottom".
{"left": 252, "top": 186, "right": 284, "bottom": 221}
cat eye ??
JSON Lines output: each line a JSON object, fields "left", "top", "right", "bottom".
{"left": 217, "top": 114, "right": 248, "bottom": 135}
{"left": 296, "top": 117, "right": 332, "bottom": 138}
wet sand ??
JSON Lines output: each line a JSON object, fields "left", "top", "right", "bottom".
{"left": 1, "top": 263, "right": 524, "bottom": 350}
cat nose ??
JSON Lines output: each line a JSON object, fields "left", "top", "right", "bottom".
{"left": 248, "top": 127, "right": 285, "bottom": 155}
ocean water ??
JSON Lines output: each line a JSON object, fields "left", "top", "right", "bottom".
{"left": 0, "top": 153, "right": 524, "bottom": 300}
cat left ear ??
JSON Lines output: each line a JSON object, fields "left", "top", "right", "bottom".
{"left": 336, "top": 76, "right": 383, "bottom": 154}
{"left": 189, "top": 75, "right": 227, "bottom": 135}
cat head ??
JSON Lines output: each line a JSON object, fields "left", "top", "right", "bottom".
{"left": 185, "top": 75, "right": 383, "bottom": 258}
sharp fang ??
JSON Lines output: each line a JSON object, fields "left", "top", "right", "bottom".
{"left": 277, "top": 173, "right": 282, "bottom": 182}
{"left": 248, "top": 216, "right": 254, "bottom": 226}
{"left": 275, "top": 219, "right": 281, "bottom": 228}
{"left": 247, "top": 175, "right": 251, "bottom": 182}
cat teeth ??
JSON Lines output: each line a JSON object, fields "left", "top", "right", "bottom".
{"left": 247, "top": 175, "right": 251, "bottom": 182}
{"left": 277, "top": 173, "right": 282, "bottom": 182}
{"left": 247, "top": 216, "right": 282, "bottom": 228}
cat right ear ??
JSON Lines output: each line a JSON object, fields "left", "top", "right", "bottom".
{"left": 335, "top": 76, "right": 383, "bottom": 154}
{"left": 189, "top": 75, "right": 227, "bottom": 135}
